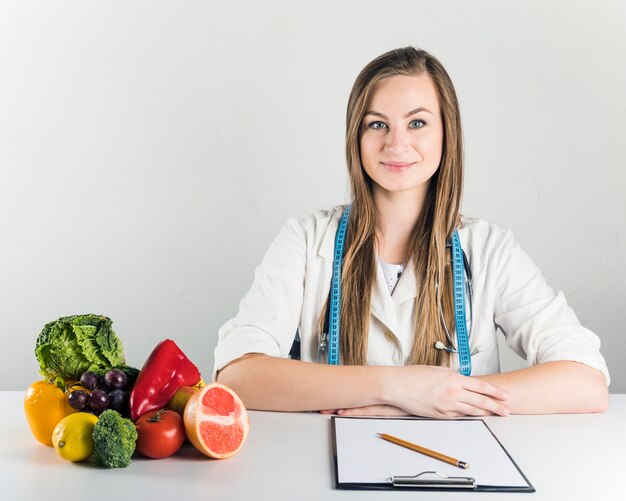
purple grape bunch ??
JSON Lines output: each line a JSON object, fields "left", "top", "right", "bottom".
{"left": 68, "top": 369, "right": 129, "bottom": 416}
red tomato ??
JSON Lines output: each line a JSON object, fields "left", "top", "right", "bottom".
{"left": 135, "top": 409, "right": 185, "bottom": 459}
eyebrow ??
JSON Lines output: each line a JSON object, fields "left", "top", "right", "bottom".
{"left": 364, "top": 107, "right": 433, "bottom": 119}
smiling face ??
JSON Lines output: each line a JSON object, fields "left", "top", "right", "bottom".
{"left": 359, "top": 74, "right": 444, "bottom": 200}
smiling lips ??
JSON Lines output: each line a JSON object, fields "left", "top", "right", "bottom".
{"left": 381, "top": 161, "right": 416, "bottom": 172}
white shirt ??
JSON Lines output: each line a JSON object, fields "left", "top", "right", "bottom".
{"left": 379, "top": 259, "right": 405, "bottom": 293}
{"left": 213, "top": 205, "right": 610, "bottom": 384}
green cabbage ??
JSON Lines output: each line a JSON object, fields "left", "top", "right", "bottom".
{"left": 35, "top": 314, "right": 128, "bottom": 381}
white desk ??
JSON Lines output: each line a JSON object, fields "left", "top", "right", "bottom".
{"left": 2, "top": 391, "right": 625, "bottom": 500}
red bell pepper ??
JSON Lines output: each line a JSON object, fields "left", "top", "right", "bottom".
{"left": 129, "top": 339, "right": 201, "bottom": 421}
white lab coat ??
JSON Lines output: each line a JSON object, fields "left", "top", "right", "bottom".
{"left": 213, "top": 206, "right": 610, "bottom": 384}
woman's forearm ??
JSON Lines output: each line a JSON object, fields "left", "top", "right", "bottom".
{"left": 217, "top": 354, "right": 510, "bottom": 417}
{"left": 216, "top": 353, "right": 388, "bottom": 412}
{"left": 218, "top": 355, "right": 606, "bottom": 416}
{"left": 476, "top": 361, "right": 608, "bottom": 414}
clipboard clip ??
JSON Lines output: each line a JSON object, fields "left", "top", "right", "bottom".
{"left": 390, "top": 471, "right": 476, "bottom": 489}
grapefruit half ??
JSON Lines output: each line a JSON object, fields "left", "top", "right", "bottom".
{"left": 183, "top": 382, "right": 249, "bottom": 459}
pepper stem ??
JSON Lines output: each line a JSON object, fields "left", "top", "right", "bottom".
{"left": 53, "top": 376, "right": 66, "bottom": 392}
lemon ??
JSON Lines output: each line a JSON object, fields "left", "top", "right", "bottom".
{"left": 52, "top": 412, "right": 98, "bottom": 462}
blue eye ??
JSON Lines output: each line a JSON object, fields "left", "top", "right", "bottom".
{"left": 409, "top": 119, "right": 426, "bottom": 129}
{"left": 368, "top": 121, "right": 388, "bottom": 130}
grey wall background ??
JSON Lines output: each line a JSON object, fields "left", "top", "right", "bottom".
{"left": 1, "top": 0, "right": 624, "bottom": 391}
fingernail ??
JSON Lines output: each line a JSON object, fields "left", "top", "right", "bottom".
{"left": 337, "top": 409, "right": 344, "bottom": 414}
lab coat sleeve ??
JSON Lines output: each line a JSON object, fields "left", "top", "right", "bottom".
{"left": 212, "top": 217, "right": 307, "bottom": 381}
{"left": 491, "top": 229, "right": 610, "bottom": 385}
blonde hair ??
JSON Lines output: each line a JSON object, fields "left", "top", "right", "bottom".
{"left": 325, "top": 47, "right": 463, "bottom": 366}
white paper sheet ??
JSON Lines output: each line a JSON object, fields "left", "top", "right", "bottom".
{"left": 333, "top": 417, "right": 530, "bottom": 488}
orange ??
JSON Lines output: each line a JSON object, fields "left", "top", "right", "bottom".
{"left": 183, "top": 383, "right": 249, "bottom": 459}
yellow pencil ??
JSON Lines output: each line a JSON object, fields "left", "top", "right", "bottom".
{"left": 377, "top": 433, "right": 469, "bottom": 469}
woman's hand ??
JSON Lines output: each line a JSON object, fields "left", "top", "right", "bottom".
{"left": 320, "top": 405, "right": 409, "bottom": 417}
{"left": 383, "top": 365, "right": 510, "bottom": 418}
{"left": 320, "top": 366, "right": 509, "bottom": 418}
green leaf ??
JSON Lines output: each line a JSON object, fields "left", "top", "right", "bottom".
{"left": 35, "top": 314, "right": 129, "bottom": 381}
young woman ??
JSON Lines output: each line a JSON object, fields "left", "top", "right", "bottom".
{"left": 214, "top": 47, "right": 609, "bottom": 417}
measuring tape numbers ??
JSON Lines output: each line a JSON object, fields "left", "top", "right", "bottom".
{"left": 451, "top": 229, "right": 471, "bottom": 376}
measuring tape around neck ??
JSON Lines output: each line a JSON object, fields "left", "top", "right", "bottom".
{"left": 326, "top": 206, "right": 471, "bottom": 375}
{"left": 451, "top": 229, "right": 471, "bottom": 376}
{"left": 327, "top": 204, "right": 351, "bottom": 365}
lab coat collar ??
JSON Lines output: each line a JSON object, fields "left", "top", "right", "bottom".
{"left": 370, "top": 258, "right": 417, "bottom": 334}
{"left": 318, "top": 205, "right": 346, "bottom": 259}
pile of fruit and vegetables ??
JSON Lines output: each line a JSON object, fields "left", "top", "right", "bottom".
{"left": 24, "top": 314, "right": 249, "bottom": 467}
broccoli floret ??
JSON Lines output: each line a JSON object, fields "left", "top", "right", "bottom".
{"left": 92, "top": 410, "right": 137, "bottom": 468}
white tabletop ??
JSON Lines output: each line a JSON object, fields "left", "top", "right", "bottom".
{"left": 2, "top": 391, "right": 625, "bottom": 500}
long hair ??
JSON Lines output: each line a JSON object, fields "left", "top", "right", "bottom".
{"left": 324, "top": 47, "right": 463, "bottom": 366}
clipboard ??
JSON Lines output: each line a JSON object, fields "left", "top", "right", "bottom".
{"left": 331, "top": 416, "right": 534, "bottom": 492}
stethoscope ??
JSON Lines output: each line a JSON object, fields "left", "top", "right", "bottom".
{"left": 318, "top": 204, "right": 476, "bottom": 376}
{"left": 435, "top": 242, "right": 477, "bottom": 359}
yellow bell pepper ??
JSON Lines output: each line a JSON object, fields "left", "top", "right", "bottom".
{"left": 24, "top": 380, "right": 77, "bottom": 446}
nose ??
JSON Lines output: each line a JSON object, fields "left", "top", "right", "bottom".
{"left": 384, "top": 128, "right": 409, "bottom": 155}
